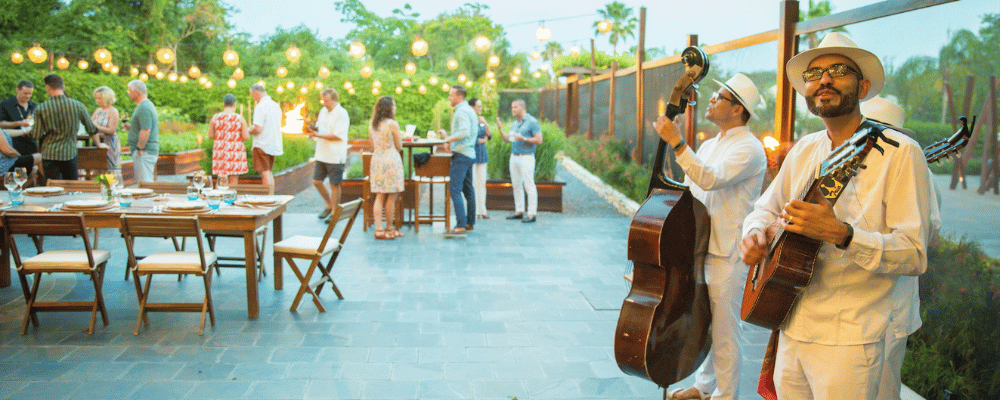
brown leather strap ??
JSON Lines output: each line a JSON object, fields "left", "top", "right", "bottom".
{"left": 758, "top": 330, "right": 780, "bottom": 400}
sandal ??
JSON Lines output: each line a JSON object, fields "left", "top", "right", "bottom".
{"left": 374, "top": 230, "right": 393, "bottom": 240}
{"left": 390, "top": 229, "right": 404, "bottom": 238}
{"left": 667, "top": 387, "right": 711, "bottom": 400}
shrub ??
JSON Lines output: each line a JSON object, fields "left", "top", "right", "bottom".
{"left": 563, "top": 134, "right": 651, "bottom": 202}
{"left": 198, "top": 126, "right": 315, "bottom": 176}
{"left": 487, "top": 120, "right": 565, "bottom": 181}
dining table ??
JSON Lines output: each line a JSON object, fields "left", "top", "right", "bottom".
{"left": 0, "top": 188, "right": 292, "bottom": 319}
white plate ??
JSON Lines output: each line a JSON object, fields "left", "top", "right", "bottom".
{"left": 166, "top": 201, "right": 206, "bottom": 210}
{"left": 25, "top": 186, "right": 63, "bottom": 194}
{"left": 64, "top": 199, "right": 109, "bottom": 208}
{"left": 242, "top": 196, "right": 279, "bottom": 205}
{"left": 121, "top": 188, "right": 154, "bottom": 195}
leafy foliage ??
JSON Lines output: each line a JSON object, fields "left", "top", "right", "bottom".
{"left": 563, "top": 134, "right": 650, "bottom": 202}
{"left": 551, "top": 51, "right": 636, "bottom": 73}
{"left": 593, "top": 1, "right": 638, "bottom": 55}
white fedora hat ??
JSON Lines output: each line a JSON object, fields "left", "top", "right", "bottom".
{"left": 713, "top": 73, "right": 763, "bottom": 120}
{"left": 861, "top": 96, "right": 905, "bottom": 128}
{"left": 786, "top": 32, "right": 884, "bottom": 101}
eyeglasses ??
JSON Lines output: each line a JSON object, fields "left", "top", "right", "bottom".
{"left": 711, "top": 92, "right": 739, "bottom": 105}
{"left": 801, "top": 63, "right": 863, "bottom": 82}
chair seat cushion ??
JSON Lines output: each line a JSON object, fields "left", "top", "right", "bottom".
{"left": 22, "top": 250, "right": 112, "bottom": 272}
{"left": 274, "top": 235, "right": 340, "bottom": 257}
{"left": 415, "top": 176, "right": 449, "bottom": 183}
{"left": 136, "top": 251, "right": 217, "bottom": 273}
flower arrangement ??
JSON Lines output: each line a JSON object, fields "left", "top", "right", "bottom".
{"left": 93, "top": 173, "right": 116, "bottom": 201}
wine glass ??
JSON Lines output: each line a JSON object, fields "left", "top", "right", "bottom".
{"left": 112, "top": 170, "right": 124, "bottom": 194}
{"left": 13, "top": 167, "right": 27, "bottom": 189}
{"left": 192, "top": 171, "right": 206, "bottom": 195}
{"left": 217, "top": 175, "right": 230, "bottom": 191}
{"left": 4, "top": 172, "right": 17, "bottom": 192}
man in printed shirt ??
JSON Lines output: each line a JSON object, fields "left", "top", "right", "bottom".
{"left": 739, "top": 33, "right": 937, "bottom": 400}
{"left": 27, "top": 74, "right": 98, "bottom": 180}
{"left": 653, "top": 73, "right": 767, "bottom": 400}
{"left": 438, "top": 85, "right": 478, "bottom": 237}
{"left": 308, "top": 88, "right": 350, "bottom": 223}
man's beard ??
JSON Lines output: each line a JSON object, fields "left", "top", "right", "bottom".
{"left": 806, "top": 82, "right": 859, "bottom": 118}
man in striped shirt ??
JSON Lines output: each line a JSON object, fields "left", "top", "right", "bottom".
{"left": 27, "top": 74, "right": 98, "bottom": 180}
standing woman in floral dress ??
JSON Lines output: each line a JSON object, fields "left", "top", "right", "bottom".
{"left": 90, "top": 86, "right": 120, "bottom": 170}
{"left": 208, "top": 94, "right": 250, "bottom": 183}
{"left": 368, "top": 96, "right": 405, "bottom": 239}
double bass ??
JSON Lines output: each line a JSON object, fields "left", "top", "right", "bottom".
{"left": 614, "top": 47, "right": 712, "bottom": 387}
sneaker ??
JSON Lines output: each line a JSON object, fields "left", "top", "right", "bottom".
{"left": 443, "top": 229, "right": 467, "bottom": 238}
{"left": 318, "top": 208, "right": 332, "bottom": 219}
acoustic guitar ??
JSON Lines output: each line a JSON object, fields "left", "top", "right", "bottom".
{"left": 614, "top": 46, "right": 712, "bottom": 387}
{"left": 741, "top": 116, "right": 975, "bottom": 330}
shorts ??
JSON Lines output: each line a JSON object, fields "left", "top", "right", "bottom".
{"left": 252, "top": 148, "right": 274, "bottom": 173}
{"left": 313, "top": 161, "right": 345, "bottom": 185}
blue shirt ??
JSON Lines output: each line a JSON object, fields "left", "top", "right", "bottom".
{"left": 0, "top": 131, "right": 17, "bottom": 172}
{"left": 449, "top": 102, "right": 478, "bottom": 159}
{"left": 474, "top": 121, "right": 489, "bottom": 164}
{"left": 510, "top": 113, "right": 541, "bottom": 154}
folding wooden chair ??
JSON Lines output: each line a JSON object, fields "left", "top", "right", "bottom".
{"left": 120, "top": 215, "right": 217, "bottom": 335}
{"left": 273, "top": 199, "right": 362, "bottom": 312}
{"left": 46, "top": 179, "right": 101, "bottom": 192}
{"left": 137, "top": 181, "right": 190, "bottom": 194}
{"left": 203, "top": 182, "right": 271, "bottom": 281}
{"left": 1, "top": 212, "right": 111, "bottom": 335}
{"left": 77, "top": 147, "right": 109, "bottom": 180}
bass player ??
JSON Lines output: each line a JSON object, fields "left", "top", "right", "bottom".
{"left": 738, "top": 33, "right": 937, "bottom": 400}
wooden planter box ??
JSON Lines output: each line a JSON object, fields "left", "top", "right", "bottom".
{"left": 486, "top": 180, "right": 565, "bottom": 212}
{"left": 156, "top": 149, "right": 204, "bottom": 176}
{"left": 348, "top": 139, "right": 373, "bottom": 155}
{"left": 237, "top": 160, "right": 315, "bottom": 195}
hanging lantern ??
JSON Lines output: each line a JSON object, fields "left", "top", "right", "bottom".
{"left": 276, "top": 86, "right": 284, "bottom": 94}
{"left": 458, "top": 74, "right": 467, "bottom": 83}
{"left": 145, "top": 63, "right": 158, "bottom": 74}
{"left": 56, "top": 57, "right": 69, "bottom": 69}
{"left": 204, "top": 80, "right": 212, "bottom": 88}
{"left": 188, "top": 65, "right": 201, "bottom": 78}
{"left": 179, "top": 75, "right": 189, "bottom": 83}
{"left": 130, "top": 67, "right": 139, "bottom": 76}
{"left": 227, "top": 78, "right": 237, "bottom": 88}
{"left": 447, "top": 59, "right": 458, "bottom": 70}
{"left": 541, "top": 64, "right": 550, "bottom": 71}
{"left": 94, "top": 47, "right": 112, "bottom": 64}
{"left": 488, "top": 54, "right": 500, "bottom": 67}
{"left": 348, "top": 88, "right": 355, "bottom": 95}
{"left": 343, "top": 81, "right": 353, "bottom": 90}
{"left": 286, "top": 81, "right": 295, "bottom": 89}
{"left": 349, "top": 41, "right": 366, "bottom": 58}
{"left": 533, "top": 70, "right": 542, "bottom": 78}
{"left": 570, "top": 46, "right": 580, "bottom": 56}
{"left": 78, "top": 60, "right": 89, "bottom": 70}
{"left": 404, "top": 62, "right": 416, "bottom": 74}
{"left": 199, "top": 76, "right": 208, "bottom": 85}
{"left": 315, "top": 82, "right": 324, "bottom": 89}
{"left": 10, "top": 52, "right": 24, "bottom": 64}
{"left": 232, "top": 68, "right": 244, "bottom": 80}
{"left": 485, "top": 70, "right": 495, "bottom": 79}
{"left": 474, "top": 36, "right": 491, "bottom": 52}
{"left": 488, "top": 77, "right": 496, "bottom": 85}
{"left": 285, "top": 46, "right": 301, "bottom": 63}
{"left": 428, "top": 76, "right": 438, "bottom": 86}
{"left": 536, "top": 26, "right": 551, "bottom": 42}
{"left": 531, "top": 51, "right": 541, "bottom": 60}
{"left": 102, "top": 62, "right": 113, "bottom": 72}
{"left": 360, "top": 65, "right": 372, "bottom": 78}
{"left": 510, "top": 75, "right": 519, "bottom": 83}
{"left": 139, "top": 73, "right": 148, "bottom": 81}
{"left": 411, "top": 38, "right": 429, "bottom": 57}
{"left": 155, "top": 71, "right": 165, "bottom": 80}
{"left": 372, "top": 80, "right": 382, "bottom": 89}
{"left": 597, "top": 19, "right": 613, "bottom": 34}
{"left": 27, "top": 44, "right": 47, "bottom": 64}
{"left": 465, "top": 80, "right": 473, "bottom": 88}
{"left": 300, "top": 86, "right": 308, "bottom": 94}
{"left": 155, "top": 48, "right": 175, "bottom": 64}
{"left": 276, "top": 66, "right": 288, "bottom": 78}
{"left": 401, "top": 78, "right": 411, "bottom": 87}
{"left": 223, "top": 49, "right": 239, "bottom": 66}
{"left": 418, "top": 85, "right": 427, "bottom": 94}
{"left": 318, "top": 66, "right": 330, "bottom": 79}
{"left": 395, "top": 86, "right": 403, "bottom": 94}
{"left": 441, "top": 83, "right": 450, "bottom": 92}
{"left": 255, "top": 80, "right": 265, "bottom": 87}
{"left": 513, "top": 67, "right": 522, "bottom": 75}
{"left": 111, "top": 65, "right": 120, "bottom": 74}
{"left": 169, "top": 72, "right": 178, "bottom": 81}
{"left": 372, "top": 87, "right": 379, "bottom": 95}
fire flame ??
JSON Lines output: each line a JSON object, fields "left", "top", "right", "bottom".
{"left": 281, "top": 102, "right": 306, "bottom": 134}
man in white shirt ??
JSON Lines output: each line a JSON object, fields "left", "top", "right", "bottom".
{"left": 654, "top": 73, "right": 767, "bottom": 400}
{"left": 739, "top": 33, "right": 937, "bottom": 400}
{"left": 307, "top": 88, "right": 349, "bottom": 223}
{"left": 249, "top": 84, "right": 283, "bottom": 188}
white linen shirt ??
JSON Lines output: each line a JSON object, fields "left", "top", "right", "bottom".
{"left": 676, "top": 125, "right": 767, "bottom": 258}
{"left": 314, "top": 104, "right": 349, "bottom": 164}
{"left": 252, "top": 95, "right": 283, "bottom": 156}
{"left": 742, "top": 121, "right": 936, "bottom": 345}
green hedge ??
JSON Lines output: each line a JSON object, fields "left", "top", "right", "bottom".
{"left": 195, "top": 124, "right": 315, "bottom": 176}
{"left": 486, "top": 120, "right": 565, "bottom": 181}
{"left": 563, "top": 134, "right": 651, "bottom": 202}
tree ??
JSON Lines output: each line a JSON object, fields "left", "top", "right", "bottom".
{"left": 594, "top": 1, "right": 637, "bottom": 55}
{"left": 798, "top": 0, "right": 847, "bottom": 49}
{"left": 939, "top": 14, "right": 1000, "bottom": 123}
{"left": 542, "top": 41, "right": 564, "bottom": 63}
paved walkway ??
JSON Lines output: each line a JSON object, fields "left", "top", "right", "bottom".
{"left": 0, "top": 167, "right": 994, "bottom": 399}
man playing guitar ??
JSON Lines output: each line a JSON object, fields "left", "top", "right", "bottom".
{"left": 654, "top": 73, "right": 767, "bottom": 400}
{"left": 739, "top": 33, "right": 937, "bottom": 399}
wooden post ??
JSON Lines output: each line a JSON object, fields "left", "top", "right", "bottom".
{"left": 609, "top": 61, "right": 618, "bottom": 142}
{"left": 538, "top": 89, "right": 545, "bottom": 121}
{"left": 685, "top": 35, "right": 699, "bottom": 151}
{"left": 953, "top": 99, "right": 990, "bottom": 190}
{"left": 589, "top": 39, "right": 597, "bottom": 139}
{"left": 945, "top": 82, "right": 958, "bottom": 131}
{"left": 962, "top": 75, "right": 975, "bottom": 120}
{"left": 635, "top": 7, "right": 646, "bottom": 165}
{"left": 774, "top": 0, "right": 800, "bottom": 169}
{"left": 978, "top": 77, "right": 999, "bottom": 195}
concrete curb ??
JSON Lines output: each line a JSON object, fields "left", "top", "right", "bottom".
{"left": 560, "top": 156, "right": 639, "bottom": 217}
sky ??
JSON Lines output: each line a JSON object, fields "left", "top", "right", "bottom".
{"left": 226, "top": 0, "right": 993, "bottom": 73}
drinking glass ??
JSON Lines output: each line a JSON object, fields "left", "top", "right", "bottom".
{"left": 13, "top": 167, "right": 27, "bottom": 189}
{"left": 4, "top": 172, "right": 17, "bottom": 192}
{"left": 111, "top": 170, "right": 124, "bottom": 194}
{"left": 223, "top": 190, "right": 237, "bottom": 205}
{"left": 118, "top": 192, "right": 133, "bottom": 208}
{"left": 187, "top": 185, "right": 200, "bottom": 200}
{"left": 217, "top": 175, "right": 230, "bottom": 191}
{"left": 206, "top": 191, "right": 222, "bottom": 210}
{"left": 9, "top": 188, "right": 23, "bottom": 206}
{"left": 192, "top": 171, "right": 206, "bottom": 194}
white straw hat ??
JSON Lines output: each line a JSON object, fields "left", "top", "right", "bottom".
{"left": 786, "top": 32, "right": 884, "bottom": 101}
{"left": 712, "top": 73, "right": 763, "bottom": 120}
{"left": 861, "top": 96, "right": 905, "bottom": 128}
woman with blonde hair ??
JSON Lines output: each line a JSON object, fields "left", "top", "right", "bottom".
{"left": 90, "top": 86, "right": 120, "bottom": 169}
{"left": 368, "top": 96, "right": 405, "bottom": 239}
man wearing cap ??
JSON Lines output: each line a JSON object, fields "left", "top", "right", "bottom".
{"left": 861, "top": 96, "right": 942, "bottom": 400}
{"left": 739, "top": 33, "right": 937, "bottom": 399}
{"left": 653, "top": 73, "right": 767, "bottom": 400}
